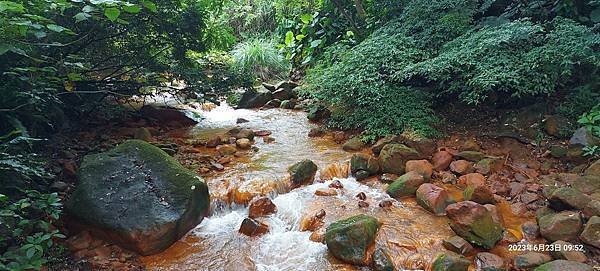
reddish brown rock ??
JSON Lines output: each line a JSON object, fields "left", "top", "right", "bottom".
{"left": 239, "top": 218, "right": 269, "bottom": 237}
{"left": 379, "top": 199, "right": 394, "bottom": 208}
{"left": 236, "top": 138, "right": 252, "bottom": 149}
{"left": 475, "top": 252, "right": 506, "bottom": 271}
{"left": 432, "top": 150, "right": 453, "bottom": 171}
{"left": 450, "top": 160, "right": 474, "bottom": 175}
{"left": 445, "top": 201, "right": 504, "bottom": 249}
{"left": 329, "top": 180, "right": 344, "bottom": 189}
{"left": 206, "top": 135, "right": 222, "bottom": 148}
{"left": 442, "top": 236, "right": 474, "bottom": 256}
{"left": 248, "top": 197, "right": 277, "bottom": 218}
{"left": 254, "top": 130, "right": 271, "bottom": 136}
{"left": 405, "top": 160, "right": 433, "bottom": 180}
{"left": 356, "top": 192, "right": 367, "bottom": 201}
{"left": 315, "top": 188, "right": 338, "bottom": 196}
{"left": 300, "top": 209, "right": 326, "bottom": 231}
{"left": 415, "top": 183, "right": 450, "bottom": 216}
{"left": 358, "top": 201, "right": 369, "bottom": 208}
{"left": 458, "top": 173, "right": 486, "bottom": 188}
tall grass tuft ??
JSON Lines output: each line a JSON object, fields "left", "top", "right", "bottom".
{"left": 231, "top": 38, "right": 290, "bottom": 82}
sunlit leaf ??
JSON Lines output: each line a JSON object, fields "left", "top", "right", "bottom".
{"left": 141, "top": 0, "right": 157, "bottom": 12}
{"left": 300, "top": 13, "right": 313, "bottom": 24}
{"left": 285, "top": 31, "right": 294, "bottom": 46}
{"left": 122, "top": 4, "right": 141, "bottom": 14}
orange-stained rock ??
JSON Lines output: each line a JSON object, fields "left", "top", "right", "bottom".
{"left": 300, "top": 209, "right": 326, "bottom": 231}
{"left": 458, "top": 173, "right": 486, "bottom": 187}
{"left": 239, "top": 218, "right": 269, "bottom": 237}
{"left": 248, "top": 197, "right": 277, "bottom": 218}
{"left": 320, "top": 163, "right": 349, "bottom": 180}
{"left": 405, "top": 160, "right": 433, "bottom": 180}
{"left": 315, "top": 188, "right": 338, "bottom": 196}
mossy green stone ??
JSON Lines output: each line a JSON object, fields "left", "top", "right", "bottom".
{"left": 379, "top": 143, "right": 420, "bottom": 174}
{"left": 432, "top": 253, "right": 470, "bottom": 271}
{"left": 533, "top": 260, "right": 594, "bottom": 271}
{"left": 386, "top": 171, "right": 425, "bottom": 198}
{"left": 325, "top": 214, "right": 380, "bottom": 265}
{"left": 67, "top": 140, "right": 209, "bottom": 255}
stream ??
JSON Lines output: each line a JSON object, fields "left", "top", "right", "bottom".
{"left": 141, "top": 104, "right": 456, "bottom": 271}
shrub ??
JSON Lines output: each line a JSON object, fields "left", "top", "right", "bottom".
{"left": 231, "top": 38, "right": 291, "bottom": 82}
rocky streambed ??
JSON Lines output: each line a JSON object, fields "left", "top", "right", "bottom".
{"left": 58, "top": 96, "right": 600, "bottom": 271}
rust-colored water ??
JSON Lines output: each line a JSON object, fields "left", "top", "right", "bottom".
{"left": 141, "top": 104, "right": 528, "bottom": 271}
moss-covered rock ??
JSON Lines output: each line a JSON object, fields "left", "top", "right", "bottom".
{"left": 372, "top": 248, "right": 394, "bottom": 271}
{"left": 538, "top": 211, "right": 582, "bottom": 242}
{"left": 580, "top": 216, "right": 600, "bottom": 248}
{"left": 445, "top": 201, "right": 503, "bottom": 249}
{"left": 67, "top": 140, "right": 209, "bottom": 255}
{"left": 325, "top": 214, "right": 380, "bottom": 265}
{"left": 432, "top": 252, "right": 470, "bottom": 271}
{"left": 386, "top": 171, "right": 425, "bottom": 198}
{"left": 288, "top": 159, "right": 318, "bottom": 187}
{"left": 379, "top": 143, "right": 420, "bottom": 174}
{"left": 456, "top": 151, "right": 486, "bottom": 162}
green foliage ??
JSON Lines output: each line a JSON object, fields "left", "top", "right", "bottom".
{"left": 221, "top": 0, "right": 277, "bottom": 39}
{"left": 400, "top": 18, "right": 600, "bottom": 105}
{"left": 0, "top": 191, "right": 63, "bottom": 271}
{"left": 557, "top": 84, "right": 600, "bottom": 120}
{"left": 231, "top": 38, "right": 290, "bottom": 82}
{"left": 184, "top": 50, "right": 251, "bottom": 97}
{"left": 578, "top": 104, "right": 600, "bottom": 138}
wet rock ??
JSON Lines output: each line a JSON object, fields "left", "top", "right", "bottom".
{"left": 522, "top": 221, "right": 540, "bottom": 239}
{"left": 450, "top": 160, "right": 474, "bottom": 175}
{"left": 332, "top": 131, "right": 346, "bottom": 143}
{"left": 585, "top": 159, "right": 600, "bottom": 176}
{"left": 514, "top": 252, "right": 552, "bottom": 269}
{"left": 248, "top": 197, "right": 277, "bottom": 218}
{"left": 456, "top": 151, "right": 486, "bottom": 162}
{"left": 236, "top": 118, "right": 249, "bottom": 124}
{"left": 206, "top": 135, "right": 222, "bottom": 148}
{"left": 445, "top": 201, "right": 504, "bottom": 249}
{"left": 263, "top": 136, "right": 275, "bottom": 143}
{"left": 238, "top": 218, "right": 269, "bottom": 237}
{"left": 379, "top": 144, "right": 420, "bottom": 175}
{"left": 237, "top": 87, "right": 273, "bottom": 109}
{"left": 405, "top": 160, "right": 433, "bottom": 180}
{"left": 550, "top": 241, "right": 587, "bottom": 262}
{"left": 133, "top": 127, "right": 152, "bottom": 142}
{"left": 350, "top": 153, "right": 379, "bottom": 176}
{"left": 355, "top": 192, "right": 367, "bottom": 201}
{"left": 442, "top": 236, "right": 474, "bottom": 256}
{"left": 217, "top": 144, "right": 237, "bottom": 156}
{"left": 431, "top": 252, "right": 470, "bottom": 271}
{"left": 236, "top": 138, "right": 252, "bottom": 150}
{"left": 464, "top": 184, "right": 495, "bottom": 205}
{"left": 66, "top": 140, "right": 209, "bottom": 255}
{"left": 343, "top": 137, "right": 366, "bottom": 152}
{"left": 329, "top": 180, "right": 343, "bottom": 189}
{"left": 461, "top": 139, "right": 481, "bottom": 152}
{"left": 583, "top": 200, "right": 600, "bottom": 218}
{"left": 315, "top": 188, "right": 338, "bottom": 196}
{"left": 475, "top": 252, "right": 507, "bottom": 271}
{"left": 569, "top": 127, "right": 600, "bottom": 147}
{"left": 355, "top": 170, "right": 370, "bottom": 181}
{"left": 309, "top": 227, "right": 326, "bottom": 243}
{"left": 300, "top": 209, "right": 326, "bottom": 231}
{"left": 548, "top": 187, "right": 590, "bottom": 211}
{"left": 262, "top": 82, "right": 276, "bottom": 91}
{"left": 432, "top": 150, "right": 453, "bottom": 171}
{"left": 140, "top": 105, "right": 198, "bottom": 127}
{"left": 307, "top": 104, "right": 331, "bottom": 122}
{"left": 580, "top": 215, "right": 600, "bottom": 248}
{"left": 325, "top": 214, "right": 380, "bottom": 265}
{"left": 475, "top": 158, "right": 503, "bottom": 175}
{"left": 308, "top": 127, "right": 325, "bottom": 137}
{"left": 538, "top": 211, "right": 583, "bottom": 242}
{"left": 372, "top": 248, "right": 394, "bottom": 271}
{"left": 274, "top": 80, "right": 299, "bottom": 91}
{"left": 533, "top": 260, "right": 594, "bottom": 271}
{"left": 386, "top": 171, "right": 425, "bottom": 198}
{"left": 288, "top": 160, "right": 318, "bottom": 187}
{"left": 416, "top": 183, "right": 450, "bottom": 216}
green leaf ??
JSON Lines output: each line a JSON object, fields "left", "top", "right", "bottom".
{"left": 295, "top": 34, "right": 305, "bottom": 41}
{"left": 591, "top": 7, "right": 600, "bottom": 23}
{"left": 310, "top": 39, "right": 321, "bottom": 48}
{"left": 0, "top": 1, "right": 24, "bottom": 13}
{"left": 0, "top": 44, "right": 10, "bottom": 55}
{"left": 46, "top": 24, "right": 67, "bottom": 33}
{"left": 74, "top": 12, "right": 90, "bottom": 22}
{"left": 300, "top": 13, "right": 313, "bottom": 24}
{"left": 122, "top": 4, "right": 141, "bottom": 14}
{"left": 284, "top": 31, "right": 294, "bottom": 46}
{"left": 141, "top": 0, "right": 157, "bottom": 12}
{"left": 26, "top": 247, "right": 36, "bottom": 258}
{"left": 104, "top": 7, "right": 120, "bottom": 22}
{"left": 33, "top": 31, "right": 47, "bottom": 39}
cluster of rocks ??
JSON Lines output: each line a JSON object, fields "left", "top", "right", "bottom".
{"left": 332, "top": 135, "right": 600, "bottom": 270}
{"left": 237, "top": 81, "right": 302, "bottom": 110}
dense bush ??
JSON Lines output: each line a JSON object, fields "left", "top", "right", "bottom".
{"left": 304, "top": 0, "right": 600, "bottom": 138}
{"left": 231, "top": 38, "right": 290, "bottom": 82}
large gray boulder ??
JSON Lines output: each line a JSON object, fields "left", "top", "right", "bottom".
{"left": 67, "top": 140, "right": 210, "bottom": 255}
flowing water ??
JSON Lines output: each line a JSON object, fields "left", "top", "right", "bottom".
{"left": 141, "top": 104, "right": 458, "bottom": 271}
